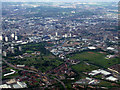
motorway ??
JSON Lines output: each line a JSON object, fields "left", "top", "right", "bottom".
{"left": 3, "top": 59, "right": 37, "bottom": 73}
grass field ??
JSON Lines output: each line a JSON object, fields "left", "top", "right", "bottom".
{"left": 69, "top": 51, "right": 120, "bottom": 68}
{"left": 71, "top": 62, "right": 99, "bottom": 72}
{"left": 10, "top": 54, "right": 63, "bottom": 72}
{"left": 8, "top": 42, "right": 64, "bottom": 73}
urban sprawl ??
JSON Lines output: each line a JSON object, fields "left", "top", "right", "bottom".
{"left": 0, "top": 2, "right": 120, "bottom": 89}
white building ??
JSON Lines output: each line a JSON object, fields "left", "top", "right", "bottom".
{"left": 11, "top": 33, "right": 15, "bottom": 38}
{"left": 88, "top": 46, "right": 96, "bottom": 50}
{"left": 106, "top": 55, "right": 115, "bottom": 59}
{"left": 89, "top": 69, "right": 111, "bottom": 76}
{"left": 15, "top": 36, "right": 18, "bottom": 40}
{"left": 13, "top": 81, "right": 27, "bottom": 88}
{"left": 65, "top": 34, "right": 68, "bottom": 38}
{"left": 5, "top": 37, "right": 8, "bottom": 42}
{"left": 17, "top": 81, "right": 27, "bottom": 88}
{"left": 0, "top": 35, "right": 2, "bottom": 41}
{"left": 0, "top": 84, "right": 11, "bottom": 88}
{"left": 3, "top": 51, "right": 7, "bottom": 57}
{"left": 55, "top": 32, "right": 58, "bottom": 37}
{"left": 106, "top": 76, "right": 118, "bottom": 82}
{"left": 17, "top": 65, "right": 25, "bottom": 68}
{"left": 11, "top": 47, "right": 15, "bottom": 53}
{"left": 107, "top": 47, "right": 114, "bottom": 50}
{"left": 19, "top": 46, "right": 22, "bottom": 51}
{"left": 69, "top": 33, "right": 72, "bottom": 37}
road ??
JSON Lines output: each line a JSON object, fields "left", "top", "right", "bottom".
{"left": 3, "top": 59, "right": 67, "bottom": 89}
{"left": 3, "top": 59, "right": 37, "bottom": 73}
{"left": 54, "top": 77, "right": 67, "bottom": 90}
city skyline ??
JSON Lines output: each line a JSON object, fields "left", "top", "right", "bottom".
{"left": 2, "top": 0, "right": 120, "bottom": 2}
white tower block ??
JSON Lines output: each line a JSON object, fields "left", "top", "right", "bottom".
{"left": 0, "top": 36, "right": 2, "bottom": 40}
{"left": 11, "top": 34, "right": 15, "bottom": 38}
{"left": 5, "top": 37, "right": 8, "bottom": 42}
{"left": 15, "top": 36, "right": 18, "bottom": 40}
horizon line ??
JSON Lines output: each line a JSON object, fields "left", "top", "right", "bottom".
{"left": 1, "top": 1, "right": 119, "bottom": 2}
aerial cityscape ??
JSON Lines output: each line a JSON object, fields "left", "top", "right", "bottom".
{"left": 0, "top": 1, "right": 120, "bottom": 89}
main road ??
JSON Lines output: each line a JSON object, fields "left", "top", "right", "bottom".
{"left": 3, "top": 59, "right": 37, "bottom": 73}
{"left": 54, "top": 77, "right": 67, "bottom": 90}
{"left": 3, "top": 59, "right": 67, "bottom": 90}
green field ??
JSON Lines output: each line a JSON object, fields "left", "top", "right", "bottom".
{"left": 7, "top": 43, "right": 64, "bottom": 72}
{"left": 99, "top": 81, "right": 112, "bottom": 87}
{"left": 9, "top": 54, "right": 63, "bottom": 72}
{"left": 69, "top": 51, "right": 120, "bottom": 68}
{"left": 72, "top": 62, "right": 99, "bottom": 72}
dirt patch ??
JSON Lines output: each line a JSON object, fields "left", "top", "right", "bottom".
{"left": 88, "top": 52, "right": 95, "bottom": 54}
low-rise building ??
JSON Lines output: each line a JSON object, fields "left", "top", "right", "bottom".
{"left": 106, "top": 76, "right": 118, "bottom": 82}
{"left": 0, "top": 84, "right": 11, "bottom": 88}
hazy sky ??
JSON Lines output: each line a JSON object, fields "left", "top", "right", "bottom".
{"left": 2, "top": 0, "right": 120, "bottom": 2}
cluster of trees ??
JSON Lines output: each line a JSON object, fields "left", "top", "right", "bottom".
{"left": 6, "top": 42, "right": 50, "bottom": 58}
